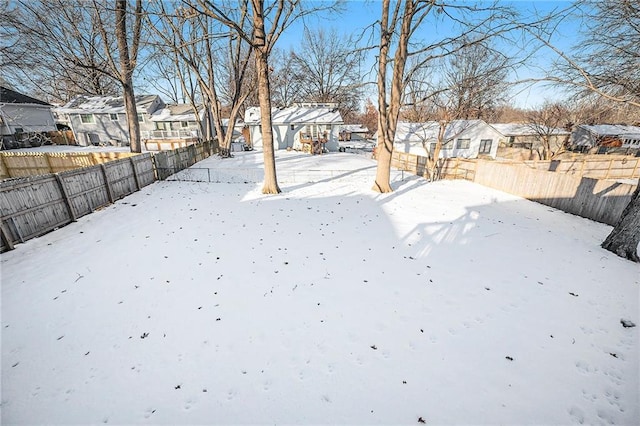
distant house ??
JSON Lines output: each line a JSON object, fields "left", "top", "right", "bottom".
{"left": 339, "top": 124, "right": 370, "bottom": 141}
{"left": 491, "top": 123, "right": 570, "bottom": 149}
{"left": 244, "top": 103, "right": 344, "bottom": 152}
{"left": 0, "top": 86, "right": 57, "bottom": 147}
{"left": 390, "top": 120, "right": 501, "bottom": 159}
{"left": 570, "top": 124, "right": 640, "bottom": 151}
{"left": 144, "top": 103, "right": 203, "bottom": 150}
{"left": 55, "top": 95, "right": 164, "bottom": 146}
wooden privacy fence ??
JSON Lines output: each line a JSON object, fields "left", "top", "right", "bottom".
{"left": 390, "top": 151, "right": 637, "bottom": 226}
{"left": 0, "top": 154, "right": 155, "bottom": 252}
{"left": 0, "top": 141, "right": 214, "bottom": 252}
{"left": 0, "top": 151, "right": 137, "bottom": 179}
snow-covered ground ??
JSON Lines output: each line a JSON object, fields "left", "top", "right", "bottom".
{"left": 1, "top": 151, "right": 638, "bottom": 425}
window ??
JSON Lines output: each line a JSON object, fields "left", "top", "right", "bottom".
{"left": 137, "top": 113, "right": 144, "bottom": 123}
{"left": 456, "top": 138, "right": 470, "bottom": 149}
{"left": 479, "top": 139, "right": 493, "bottom": 154}
{"left": 109, "top": 113, "right": 118, "bottom": 121}
{"left": 290, "top": 124, "right": 295, "bottom": 130}
{"left": 441, "top": 141, "right": 453, "bottom": 150}
{"left": 181, "top": 121, "right": 189, "bottom": 128}
{"left": 80, "top": 114, "right": 94, "bottom": 124}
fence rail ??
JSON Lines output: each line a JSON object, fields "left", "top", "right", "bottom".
{"left": 0, "top": 141, "right": 213, "bottom": 253}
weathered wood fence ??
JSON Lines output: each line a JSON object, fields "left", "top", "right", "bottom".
{"left": 0, "top": 141, "right": 214, "bottom": 252}
{"left": 391, "top": 151, "right": 638, "bottom": 226}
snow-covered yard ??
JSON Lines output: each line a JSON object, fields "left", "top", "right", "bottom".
{"left": 1, "top": 151, "right": 638, "bottom": 425}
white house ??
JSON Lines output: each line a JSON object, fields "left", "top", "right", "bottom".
{"left": 491, "top": 123, "right": 570, "bottom": 149}
{"left": 390, "top": 120, "right": 502, "bottom": 159}
{"left": 244, "top": 103, "right": 344, "bottom": 152}
{"left": 570, "top": 124, "right": 640, "bottom": 150}
{"left": 0, "top": 86, "right": 57, "bottom": 147}
{"left": 55, "top": 95, "right": 165, "bottom": 146}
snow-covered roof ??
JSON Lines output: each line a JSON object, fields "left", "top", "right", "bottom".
{"left": 491, "top": 123, "right": 569, "bottom": 137}
{"left": 150, "top": 104, "right": 202, "bottom": 122}
{"left": 56, "top": 95, "right": 161, "bottom": 114}
{"left": 339, "top": 124, "right": 369, "bottom": 133}
{"left": 244, "top": 106, "right": 343, "bottom": 125}
{"left": 0, "top": 86, "right": 51, "bottom": 106}
{"left": 392, "top": 120, "right": 484, "bottom": 143}
{"left": 579, "top": 124, "right": 640, "bottom": 139}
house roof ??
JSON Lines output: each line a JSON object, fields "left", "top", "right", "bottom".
{"left": 491, "top": 123, "right": 569, "bottom": 137}
{"left": 149, "top": 104, "right": 202, "bottom": 122}
{"left": 0, "top": 86, "right": 51, "bottom": 106}
{"left": 391, "top": 120, "right": 485, "bottom": 143}
{"left": 56, "top": 94, "right": 161, "bottom": 114}
{"left": 244, "top": 106, "right": 343, "bottom": 125}
{"left": 579, "top": 124, "right": 640, "bottom": 139}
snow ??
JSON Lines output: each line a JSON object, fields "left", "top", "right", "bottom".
{"left": 1, "top": 151, "right": 638, "bottom": 425}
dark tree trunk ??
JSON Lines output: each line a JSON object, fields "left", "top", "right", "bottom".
{"left": 601, "top": 185, "right": 640, "bottom": 262}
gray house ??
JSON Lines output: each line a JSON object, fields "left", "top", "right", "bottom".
{"left": 56, "top": 95, "right": 164, "bottom": 146}
{"left": 570, "top": 124, "right": 640, "bottom": 151}
{"left": 1, "top": 86, "right": 57, "bottom": 147}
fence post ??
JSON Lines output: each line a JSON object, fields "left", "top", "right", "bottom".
{"left": 605, "top": 159, "right": 613, "bottom": 179}
{"left": 100, "top": 164, "right": 115, "bottom": 203}
{"left": 130, "top": 157, "right": 141, "bottom": 190}
{"left": 44, "top": 154, "right": 55, "bottom": 174}
{"left": 55, "top": 173, "right": 77, "bottom": 222}
{"left": 0, "top": 221, "right": 15, "bottom": 251}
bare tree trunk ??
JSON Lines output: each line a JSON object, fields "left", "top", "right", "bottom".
{"left": 115, "top": 0, "right": 142, "bottom": 153}
{"left": 602, "top": 186, "right": 640, "bottom": 262}
{"left": 252, "top": 0, "right": 280, "bottom": 194}
{"left": 373, "top": 0, "right": 417, "bottom": 193}
{"left": 372, "top": 0, "right": 393, "bottom": 193}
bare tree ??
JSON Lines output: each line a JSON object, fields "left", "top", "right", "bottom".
{"left": 112, "top": 0, "right": 145, "bottom": 153}
{"left": 373, "top": 0, "right": 520, "bottom": 192}
{"left": 192, "top": 0, "right": 340, "bottom": 194}
{"left": 524, "top": 102, "right": 570, "bottom": 160}
{"left": 289, "top": 27, "right": 364, "bottom": 121}
{"left": 269, "top": 48, "right": 302, "bottom": 108}
{"left": 0, "top": 0, "right": 120, "bottom": 102}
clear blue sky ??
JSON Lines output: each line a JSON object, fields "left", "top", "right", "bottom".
{"left": 277, "top": 0, "right": 581, "bottom": 109}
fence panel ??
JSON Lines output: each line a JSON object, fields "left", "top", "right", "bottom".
{"left": 131, "top": 153, "right": 156, "bottom": 187}
{"left": 0, "top": 175, "right": 72, "bottom": 247}
{"left": 60, "top": 166, "right": 111, "bottom": 218}
{"left": 104, "top": 158, "right": 138, "bottom": 200}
